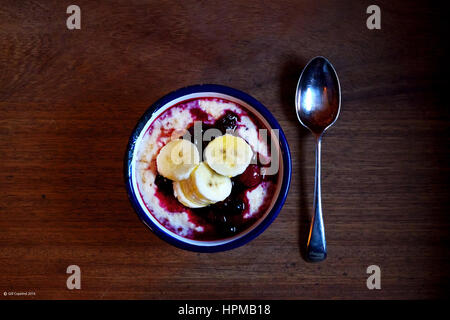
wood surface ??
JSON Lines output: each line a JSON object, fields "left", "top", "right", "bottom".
{"left": 0, "top": 0, "right": 448, "bottom": 299}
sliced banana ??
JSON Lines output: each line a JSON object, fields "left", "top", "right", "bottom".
{"left": 204, "top": 134, "right": 253, "bottom": 177}
{"left": 173, "top": 181, "right": 207, "bottom": 208}
{"left": 179, "top": 179, "right": 213, "bottom": 206}
{"left": 156, "top": 139, "right": 200, "bottom": 181}
{"left": 191, "top": 162, "right": 232, "bottom": 202}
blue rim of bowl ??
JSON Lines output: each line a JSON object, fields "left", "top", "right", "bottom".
{"left": 124, "top": 84, "right": 292, "bottom": 252}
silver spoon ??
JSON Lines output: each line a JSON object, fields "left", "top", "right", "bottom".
{"left": 295, "top": 56, "right": 341, "bottom": 262}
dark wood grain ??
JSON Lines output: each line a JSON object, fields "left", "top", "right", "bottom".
{"left": 0, "top": 0, "right": 448, "bottom": 299}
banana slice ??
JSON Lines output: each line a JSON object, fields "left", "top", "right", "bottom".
{"left": 179, "top": 179, "right": 213, "bottom": 206}
{"left": 156, "top": 139, "right": 200, "bottom": 181}
{"left": 204, "top": 134, "right": 253, "bottom": 177}
{"left": 173, "top": 181, "right": 207, "bottom": 208}
{"left": 191, "top": 162, "right": 232, "bottom": 202}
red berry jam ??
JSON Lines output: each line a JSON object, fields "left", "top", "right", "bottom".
{"left": 239, "top": 164, "right": 262, "bottom": 188}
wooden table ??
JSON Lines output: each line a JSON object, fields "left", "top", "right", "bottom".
{"left": 0, "top": 0, "right": 448, "bottom": 299}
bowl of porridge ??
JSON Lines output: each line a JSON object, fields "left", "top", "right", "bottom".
{"left": 124, "top": 84, "right": 291, "bottom": 252}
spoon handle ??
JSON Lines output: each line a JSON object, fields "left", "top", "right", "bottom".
{"left": 306, "top": 136, "right": 327, "bottom": 262}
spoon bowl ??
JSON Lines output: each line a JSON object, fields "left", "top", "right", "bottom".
{"left": 296, "top": 56, "right": 341, "bottom": 135}
{"left": 295, "top": 56, "right": 341, "bottom": 262}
